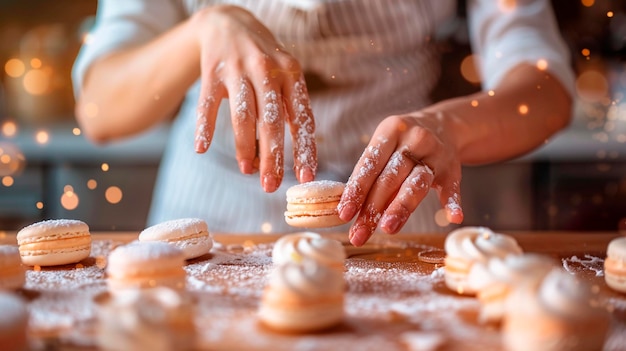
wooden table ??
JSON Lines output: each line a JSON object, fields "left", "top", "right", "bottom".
{"left": 1, "top": 230, "right": 625, "bottom": 351}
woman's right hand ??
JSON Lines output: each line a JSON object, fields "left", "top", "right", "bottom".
{"left": 191, "top": 5, "right": 317, "bottom": 193}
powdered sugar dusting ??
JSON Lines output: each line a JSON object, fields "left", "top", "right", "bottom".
{"left": 12, "top": 238, "right": 626, "bottom": 351}
{"left": 234, "top": 78, "right": 252, "bottom": 125}
{"left": 291, "top": 76, "right": 317, "bottom": 173}
{"left": 263, "top": 90, "right": 280, "bottom": 125}
{"left": 562, "top": 255, "right": 605, "bottom": 277}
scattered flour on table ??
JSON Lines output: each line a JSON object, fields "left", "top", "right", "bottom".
{"left": 562, "top": 254, "right": 604, "bottom": 277}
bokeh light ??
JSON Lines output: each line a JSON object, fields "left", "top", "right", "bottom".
{"left": 581, "top": 48, "right": 590, "bottom": 57}
{"left": 4, "top": 58, "right": 25, "bottom": 78}
{"left": 61, "top": 190, "right": 79, "bottom": 210}
{"left": 261, "top": 222, "right": 272, "bottom": 233}
{"left": 518, "top": 104, "right": 529, "bottom": 115}
{"left": 36, "top": 202, "right": 44, "bottom": 210}
{"left": 0, "top": 142, "right": 26, "bottom": 177}
{"left": 23, "top": 68, "right": 51, "bottom": 95}
{"left": 1, "top": 121, "right": 17, "bottom": 138}
{"left": 35, "top": 130, "right": 50, "bottom": 144}
{"left": 30, "top": 58, "right": 42, "bottom": 69}
{"left": 576, "top": 70, "right": 609, "bottom": 103}
{"left": 607, "top": 11, "right": 614, "bottom": 18}
{"left": 2, "top": 176, "right": 14, "bottom": 187}
{"left": 488, "top": 90, "right": 495, "bottom": 97}
{"left": 72, "top": 128, "right": 81, "bottom": 136}
{"left": 581, "top": 0, "right": 594, "bottom": 7}
{"left": 460, "top": 55, "right": 481, "bottom": 84}
{"left": 536, "top": 59, "right": 548, "bottom": 71}
{"left": 105, "top": 186, "right": 123, "bottom": 204}
{"left": 434, "top": 209, "right": 450, "bottom": 227}
{"left": 498, "top": 0, "right": 517, "bottom": 12}
{"left": 87, "top": 179, "right": 97, "bottom": 190}
{"left": 471, "top": 100, "right": 479, "bottom": 107}
{"left": 101, "top": 163, "right": 109, "bottom": 172}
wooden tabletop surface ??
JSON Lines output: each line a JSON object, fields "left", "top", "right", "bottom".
{"left": 1, "top": 230, "right": 624, "bottom": 351}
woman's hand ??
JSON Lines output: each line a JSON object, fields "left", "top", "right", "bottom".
{"left": 192, "top": 5, "right": 317, "bottom": 193}
{"left": 338, "top": 111, "right": 465, "bottom": 247}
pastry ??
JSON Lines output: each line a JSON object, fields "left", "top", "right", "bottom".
{"left": 0, "top": 245, "right": 25, "bottom": 290}
{"left": 502, "top": 268, "right": 609, "bottom": 351}
{"left": 97, "top": 287, "right": 195, "bottom": 351}
{"left": 259, "top": 259, "right": 344, "bottom": 333}
{"left": 0, "top": 291, "right": 28, "bottom": 351}
{"left": 139, "top": 218, "right": 213, "bottom": 260}
{"left": 467, "top": 253, "right": 555, "bottom": 323}
{"left": 106, "top": 241, "right": 186, "bottom": 292}
{"left": 284, "top": 180, "right": 347, "bottom": 228}
{"left": 16, "top": 219, "right": 91, "bottom": 266}
{"left": 444, "top": 226, "right": 522, "bottom": 295}
{"left": 604, "top": 236, "right": 626, "bottom": 293}
{"left": 272, "top": 232, "right": 346, "bottom": 271}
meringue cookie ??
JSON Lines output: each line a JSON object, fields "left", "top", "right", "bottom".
{"left": 97, "top": 287, "right": 196, "bottom": 351}
{"left": 272, "top": 232, "right": 346, "bottom": 271}
{"left": 259, "top": 259, "right": 344, "bottom": 333}
{"left": 503, "top": 269, "right": 609, "bottom": 351}
{"left": 467, "top": 254, "right": 555, "bottom": 323}
{"left": 444, "top": 226, "right": 523, "bottom": 295}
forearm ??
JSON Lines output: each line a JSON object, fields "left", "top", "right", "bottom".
{"left": 76, "top": 14, "right": 201, "bottom": 143}
{"left": 428, "top": 63, "right": 572, "bottom": 165}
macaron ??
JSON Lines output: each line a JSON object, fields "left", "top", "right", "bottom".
{"left": 604, "top": 236, "right": 626, "bottom": 293}
{"left": 284, "top": 180, "right": 347, "bottom": 228}
{"left": 0, "top": 292, "right": 28, "bottom": 351}
{"left": 139, "top": 218, "right": 213, "bottom": 260}
{"left": 16, "top": 219, "right": 92, "bottom": 266}
{"left": 106, "top": 241, "right": 186, "bottom": 293}
{"left": 0, "top": 245, "right": 25, "bottom": 290}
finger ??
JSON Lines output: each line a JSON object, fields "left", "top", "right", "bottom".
{"left": 255, "top": 75, "right": 285, "bottom": 193}
{"left": 227, "top": 77, "right": 258, "bottom": 174}
{"left": 434, "top": 167, "right": 464, "bottom": 225}
{"left": 379, "top": 164, "right": 434, "bottom": 234}
{"left": 195, "top": 74, "right": 225, "bottom": 153}
{"left": 338, "top": 133, "right": 394, "bottom": 223}
{"left": 348, "top": 149, "right": 414, "bottom": 247}
{"left": 284, "top": 74, "right": 317, "bottom": 183}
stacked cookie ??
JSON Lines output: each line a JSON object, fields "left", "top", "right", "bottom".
{"left": 259, "top": 232, "right": 346, "bottom": 333}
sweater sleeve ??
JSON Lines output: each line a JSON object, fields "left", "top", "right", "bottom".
{"left": 71, "top": 0, "right": 186, "bottom": 97}
{"left": 467, "top": 0, "right": 575, "bottom": 98}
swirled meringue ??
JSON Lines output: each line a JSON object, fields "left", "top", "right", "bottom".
{"left": 259, "top": 259, "right": 344, "bottom": 332}
{"left": 503, "top": 269, "right": 609, "bottom": 351}
{"left": 467, "top": 254, "right": 556, "bottom": 323}
{"left": 444, "top": 227, "right": 523, "bottom": 295}
{"left": 272, "top": 232, "right": 346, "bottom": 271}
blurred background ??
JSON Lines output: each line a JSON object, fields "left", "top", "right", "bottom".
{"left": 0, "top": 0, "right": 625, "bottom": 232}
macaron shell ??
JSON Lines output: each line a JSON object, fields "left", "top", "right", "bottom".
{"left": 139, "top": 218, "right": 213, "bottom": 260}
{"left": 285, "top": 180, "right": 345, "bottom": 203}
{"left": 17, "top": 219, "right": 90, "bottom": 243}
{"left": 285, "top": 213, "right": 346, "bottom": 228}
{"left": 16, "top": 219, "right": 92, "bottom": 266}
{"left": 106, "top": 241, "right": 186, "bottom": 293}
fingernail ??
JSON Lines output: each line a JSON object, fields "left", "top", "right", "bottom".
{"left": 447, "top": 207, "right": 464, "bottom": 224}
{"left": 350, "top": 226, "right": 370, "bottom": 247}
{"left": 380, "top": 214, "right": 400, "bottom": 233}
{"left": 338, "top": 201, "right": 357, "bottom": 222}
{"left": 194, "top": 140, "right": 207, "bottom": 153}
{"left": 299, "top": 166, "right": 314, "bottom": 183}
{"left": 263, "top": 174, "right": 278, "bottom": 193}
{"left": 239, "top": 160, "right": 253, "bottom": 174}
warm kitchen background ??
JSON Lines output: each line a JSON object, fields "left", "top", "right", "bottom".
{"left": 0, "top": 0, "right": 625, "bottom": 232}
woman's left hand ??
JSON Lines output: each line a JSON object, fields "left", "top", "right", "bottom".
{"left": 338, "top": 111, "right": 464, "bottom": 247}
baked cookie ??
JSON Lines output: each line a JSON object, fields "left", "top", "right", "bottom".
{"left": 17, "top": 219, "right": 91, "bottom": 266}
